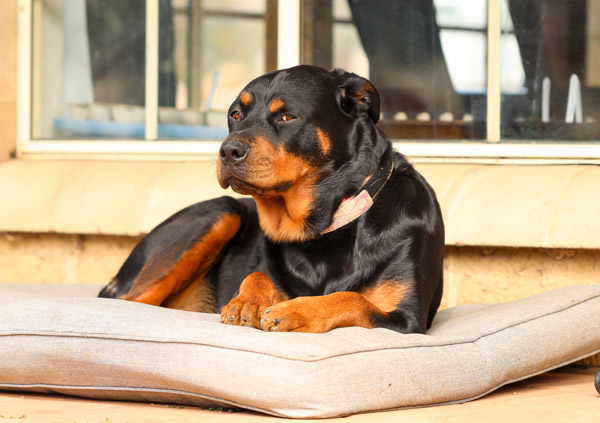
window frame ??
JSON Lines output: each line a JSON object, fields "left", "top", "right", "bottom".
{"left": 16, "top": 0, "right": 600, "bottom": 163}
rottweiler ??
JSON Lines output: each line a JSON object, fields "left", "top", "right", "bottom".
{"left": 99, "top": 65, "right": 445, "bottom": 334}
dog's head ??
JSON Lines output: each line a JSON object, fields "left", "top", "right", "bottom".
{"left": 217, "top": 65, "right": 391, "bottom": 243}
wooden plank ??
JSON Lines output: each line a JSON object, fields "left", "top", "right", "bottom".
{"left": 0, "top": 372, "right": 597, "bottom": 422}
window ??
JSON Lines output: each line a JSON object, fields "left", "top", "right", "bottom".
{"left": 26, "top": 0, "right": 275, "bottom": 146}
{"left": 501, "top": 0, "right": 600, "bottom": 142}
{"left": 17, "top": 0, "right": 600, "bottom": 160}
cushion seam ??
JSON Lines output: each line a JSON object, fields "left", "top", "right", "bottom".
{"left": 1, "top": 346, "right": 598, "bottom": 418}
{"left": 0, "top": 383, "right": 285, "bottom": 418}
{"left": 1, "top": 292, "right": 599, "bottom": 362}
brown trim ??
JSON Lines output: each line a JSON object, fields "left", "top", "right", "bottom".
{"left": 300, "top": 0, "right": 333, "bottom": 68}
{"left": 265, "top": 0, "right": 278, "bottom": 72}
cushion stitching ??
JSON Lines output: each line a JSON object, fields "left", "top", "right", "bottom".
{"left": 1, "top": 346, "right": 599, "bottom": 418}
{"left": 0, "top": 293, "right": 598, "bottom": 362}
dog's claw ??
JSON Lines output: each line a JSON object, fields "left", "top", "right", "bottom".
{"left": 260, "top": 315, "right": 281, "bottom": 332}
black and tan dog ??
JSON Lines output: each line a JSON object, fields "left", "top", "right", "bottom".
{"left": 99, "top": 65, "right": 444, "bottom": 334}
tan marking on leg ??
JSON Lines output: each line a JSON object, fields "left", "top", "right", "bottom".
{"left": 123, "top": 213, "right": 242, "bottom": 306}
{"left": 260, "top": 281, "right": 411, "bottom": 333}
{"left": 163, "top": 274, "right": 217, "bottom": 313}
{"left": 361, "top": 280, "right": 411, "bottom": 313}
{"left": 260, "top": 291, "right": 380, "bottom": 333}
{"left": 221, "top": 272, "right": 288, "bottom": 328}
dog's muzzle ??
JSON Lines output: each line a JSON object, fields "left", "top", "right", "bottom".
{"left": 219, "top": 140, "right": 250, "bottom": 166}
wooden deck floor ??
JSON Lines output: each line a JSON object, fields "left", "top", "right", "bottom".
{"left": 1, "top": 371, "right": 598, "bottom": 423}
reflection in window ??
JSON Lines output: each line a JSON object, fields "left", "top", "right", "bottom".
{"left": 30, "top": 0, "right": 600, "bottom": 144}
{"left": 303, "top": 0, "right": 489, "bottom": 140}
{"left": 33, "top": 0, "right": 161, "bottom": 139}
{"left": 162, "top": 0, "right": 276, "bottom": 138}
{"left": 31, "top": 0, "right": 272, "bottom": 140}
{"left": 501, "top": 0, "right": 600, "bottom": 141}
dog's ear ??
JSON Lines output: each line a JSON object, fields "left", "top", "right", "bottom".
{"left": 333, "top": 69, "right": 381, "bottom": 123}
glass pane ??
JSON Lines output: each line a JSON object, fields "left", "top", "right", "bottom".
{"left": 32, "top": 0, "right": 147, "bottom": 139}
{"left": 434, "top": 0, "right": 486, "bottom": 29}
{"left": 202, "top": 0, "right": 265, "bottom": 14}
{"left": 158, "top": 0, "right": 267, "bottom": 140}
{"left": 31, "top": 0, "right": 268, "bottom": 141}
{"left": 440, "top": 30, "right": 487, "bottom": 93}
{"left": 333, "top": 0, "right": 352, "bottom": 20}
{"left": 303, "top": 0, "right": 487, "bottom": 140}
{"left": 501, "top": 0, "right": 600, "bottom": 141}
{"left": 332, "top": 23, "right": 369, "bottom": 77}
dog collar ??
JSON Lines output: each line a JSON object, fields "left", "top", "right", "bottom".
{"left": 321, "top": 158, "right": 394, "bottom": 235}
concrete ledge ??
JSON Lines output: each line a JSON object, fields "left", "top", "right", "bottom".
{"left": 0, "top": 159, "right": 599, "bottom": 248}
{"left": 418, "top": 164, "right": 600, "bottom": 248}
{"left": 0, "top": 159, "right": 228, "bottom": 235}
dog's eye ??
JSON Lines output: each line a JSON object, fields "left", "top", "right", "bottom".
{"left": 278, "top": 114, "right": 296, "bottom": 123}
{"left": 230, "top": 110, "right": 241, "bottom": 121}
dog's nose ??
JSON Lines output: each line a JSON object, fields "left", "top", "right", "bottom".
{"left": 220, "top": 140, "right": 250, "bottom": 165}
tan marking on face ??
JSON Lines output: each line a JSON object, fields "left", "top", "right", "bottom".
{"left": 361, "top": 280, "right": 411, "bottom": 313}
{"left": 315, "top": 128, "right": 332, "bottom": 157}
{"left": 240, "top": 91, "right": 251, "bottom": 106}
{"left": 252, "top": 173, "right": 318, "bottom": 243}
{"left": 240, "top": 137, "right": 318, "bottom": 242}
{"left": 217, "top": 135, "right": 320, "bottom": 242}
{"left": 269, "top": 98, "right": 285, "bottom": 113}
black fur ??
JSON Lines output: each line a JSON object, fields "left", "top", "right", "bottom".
{"left": 100, "top": 65, "right": 444, "bottom": 334}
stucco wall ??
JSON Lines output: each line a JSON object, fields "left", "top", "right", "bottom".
{"left": 2, "top": 232, "right": 598, "bottom": 308}
{"left": 0, "top": 0, "right": 17, "bottom": 160}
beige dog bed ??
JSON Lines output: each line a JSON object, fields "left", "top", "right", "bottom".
{"left": 1, "top": 284, "right": 599, "bottom": 418}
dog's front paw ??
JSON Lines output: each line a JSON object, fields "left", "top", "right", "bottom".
{"left": 220, "top": 296, "right": 267, "bottom": 328}
{"left": 259, "top": 292, "right": 374, "bottom": 333}
{"left": 260, "top": 298, "right": 320, "bottom": 332}
{"left": 220, "top": 272, "right": 287, "bottom": 329}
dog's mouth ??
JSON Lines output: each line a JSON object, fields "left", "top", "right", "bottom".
{"left": 217, "top": 164, "right": 272, "bottom": 196}
{"left": 219, "top": 172, "right": 294, "bottom": 197}
{"left": 220, "top": 174, "right": 261, "bottom": 195}
{"left": 217, "top": 152, "right": 296, "bottom": 197}
{"left": 217, "top": 137, "right": 318, "bottom": 200}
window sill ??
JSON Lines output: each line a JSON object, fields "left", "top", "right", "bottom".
{"left": 0, "top": 159, "right": 598, "bottom": 249}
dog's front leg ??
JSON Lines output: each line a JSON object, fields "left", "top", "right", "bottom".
{"left": 220, "top": 272, "right": 288, "bottom": 328}
{"left": 259, "top": 292, "right": 381, "bottom": 333}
